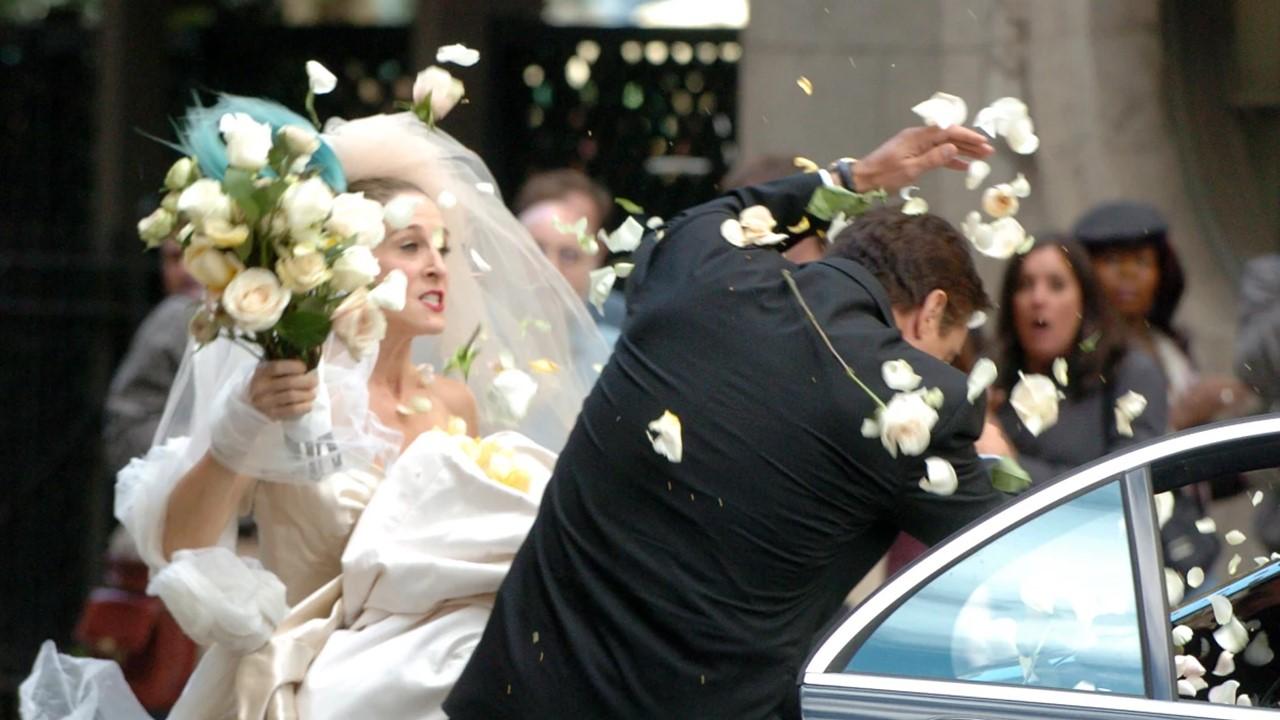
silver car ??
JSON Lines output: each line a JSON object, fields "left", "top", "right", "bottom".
{"left": 802, "top": 414, "right": 1280, "bottom": 718}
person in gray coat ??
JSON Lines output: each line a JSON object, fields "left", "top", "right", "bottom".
{"left": 991, "top": 236, "right": 1169, "bottom": 484}
{"left": 1237, "top": 254, "right": 1280, "bottom": 412}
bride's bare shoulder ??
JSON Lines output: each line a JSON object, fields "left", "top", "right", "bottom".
{"left": 430, "top": 376, "right": 478, "bottom": 429}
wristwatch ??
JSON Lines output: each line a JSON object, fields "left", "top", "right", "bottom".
{"left": 834, "top": 157, "right": 857, "bottom": 191}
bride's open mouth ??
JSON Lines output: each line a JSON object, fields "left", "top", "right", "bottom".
{"left": 420, "top": 290, "right": 445, "bottom": 313}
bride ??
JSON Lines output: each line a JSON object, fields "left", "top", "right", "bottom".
{"left": 24, "top": 98, "right": 608, "bottom": 719}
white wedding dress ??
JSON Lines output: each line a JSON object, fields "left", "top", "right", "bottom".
{"left": 23, "top": 428, "right": 553, "bottom": 720}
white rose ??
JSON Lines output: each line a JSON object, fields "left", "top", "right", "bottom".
{"left": 137, "top": 207, "right": 175, "bottom": 248}
{"left": 738, "top": 205, "right": 788, "bottom": 246}
{"left": 918, "top": 456, "right": 958, "bottom": 496}
{"left": 330, "top": 245, "right": 381, "bottom": 292}
{"left": 164, "top": 157, "right": 200, "bottom": 191}
{"left": 326, "top": 192, "right": 386, "bottom": 248}
{"left": 221, "top": 268, "right": 291, "bottom": 332}
{"left": 489, "top": 368, "right": 539, "bottom": 423}
{"left": 982, "top": 183, "right": 1020, "bottom": 218}
{"left": 969, "top": 216, "right": 1030, "bottom": 260}
{"left": 200, "top": 218, "right": 251, "bottom": 249}
{"left": 177, "top": 178, "right": 233, "bottom": 229}
{"left": 412, "top": 65, "right": 466, "bottom": 121}
{"left": 275, "top": 252, "right": 331, "bottom": 293}
{"left": 1114, "top": 390, "right": 1148, "bottom": 438}
{"left": 330, "top": 288, "right": 386, "bottom": 361}
{"left": 882, "top": 359, "right": 922, "bottom": 392}
{"left": 867, "top": 391, "right": 939, "bottom": 458}
{"left": 277, "top": 125, "right": 320, "bottom": 158}
{"left": 182, "top": 244, "right": 244, "bottom": 291}
{"left": 1010, "top": 372, "right": 1061, "bottom": 437}
{"left": 966, "top": 358, "right": 998, "bottom": 403}
{"left": 281, "top": 177, "right": 334, "bottom": 236}
{"left": 218, "top": 112, "right": 273, "bottom": 172}
{"left": 305, "top": 60, "right": 337, "bottom": 95}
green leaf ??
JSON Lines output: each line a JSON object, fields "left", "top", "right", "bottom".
{"left": 233, "top": 235, "right": 254, "bottom": 263}
{"left": 267, "top": 142, "right": 291, "bottom": 178}
{"left": 253, "top": 180, "right": 288, "bottom": 220}
{"left": 614, "top": 197, "right": 645, "bottom": 215}
{"left": 990, "top": 455, "right": 1033, "bottom": 494}
{"left": 805, "top": 185, "right": 886, "bottom": 222}
{"left": 1079, "top": 331, "right": 1102, "bottom": 354}
{"left": 412, "top": 91, "right": 436, "bottom": 129}
{"left": 222, "top": 167, "right": 262, "bottom": 225}
{"left": 442, "top": 324, "right": 483, "bottom": 380}
{"left": 275, "top": 308, "right": 331, "bottom": 352}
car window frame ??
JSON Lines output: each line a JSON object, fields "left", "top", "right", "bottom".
{"left": 802, "top": 414, "right": 1280, "bottom": 719}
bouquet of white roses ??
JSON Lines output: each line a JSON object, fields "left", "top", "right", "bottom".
{"left": 134, "top": 61, "right": 433, "bottom": 368}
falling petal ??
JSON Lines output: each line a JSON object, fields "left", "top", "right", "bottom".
{"left": 1211, "top": 595, "right": 1235, "bottom": 625}
{"left": 966, "top": 358, "right": 998, "bottom": 403}
{"left": 1238, "top": 695, "right": 1253, "bottom": 706}
{"left": 1114, "top": 390, "right": 1148, "bottom": 438}
{"left": 470, "top": 248, "right": 492, "bottom": 274}
{"left": 826, "top": 211, "right": 850, "bottom": 244}
{"left": 395, "top": 403, "right": 412, "bottom": 416}
{"left": 1252, "top": 490, "right": 1263, "bottom": 506}
{"left": 1176, "top": 679, "right": 1197, "bottom": 697}
{"left": 1189, "top": 675, "right": 1209, "bottom": 692}
{"left": 1208, "top": 679, "right": 1240, "bottom": 705}
{"left": 882, "top": 359, "right": 923, "bottom": 392}
{"left": 967, "top": 311, "right": 988, "bottom": 330}
{"left": 796, "top": 76, "right": 814, "bottom": 95}
{"left": 306, "top": 60, "right": 338, "bottom": 95}
{"left": 646, "top": 216, "right": 664, "bottom": 230}
{"left": 604, "top": 216, "right": 644, "bottom": 253}
{"left": 370, "top": 269, "right": 408, "bottom": 311}
{"left": 1196, "top": 517, "right": 1218, "bottom": 534}
{"left": 475, "top": 182, "right": 495, "bottom": 194}
{"left": 489, "top": 369, "right": 538, "bottom": 422}
{"left": 614, "top": 262, "right": 635, "bottom": 279}
{"left": 383, "top": 195, "right": 421, "bottom": 230}
{"left": 720, "top": 218, "right": 747, "bottom": 247}
{"left": 410, "top": 396, "right": 433, "bottom": 413}
{"left": 793, "top": 156, "right": 820, "bottom": 173}
{"left": 591, "top": 363, "right": 604, "bottom": 374}
{"left": 1257, "top": 556, "right": 1270, "bottom": 567}
{"left": 1052, "top": 357, "right": 1069, "bottom": 387}
{"left": 899, "top": 186, "right": 928, "bottom": 215}
{"left": 436, "top": 43, "right": 481, "bottom": 67}
{"left": 437, "top": 190, "right": 458, "bottom": 209}
{"left": 965, "top": 160, "right": 990, "bottom": 190}
{"left": 529, "top": 358, "right": 560, "bottom": 374}
{"left": 1073, "top": 680, "right": 1095, "bottom": 691}
{"left": 787, "top": 216, "right": 811, "bottom": 234}
{"left": 911, "top": 91, "right": 968, "bottom": 129}
{"left": 860, "top": 417, "right": 879, "bottom": 438}
{"left": 647, "top": 410, "right": 683, "bottom": 463}
{"left": 1165, "top": 568, "right": 1185, "bottom": 606}
{"left": 1154, "top": 492, "right": 1174, "bottom": 529}
{"left": 1226, "top": 530, "right": 1247, "bottom": 546}
{"left": 1188, "top": 566, "right": 1205, "bottom": 588}
{"left": 1010, "top": 172, "right": 1031, "bottom": 198}
{"left": 1172, "top": 625, "right": 1194, "bottom": 646}
{"left": 1213, "top": 651, "right": 1236, "bottom": 676}
{"left": 1229, "top": 554, "right": 1242, "bottom": 575}
{"left": 1176, "top": 654, "right": 1206, "bottom": 679}
{"left": 1010, "top": 372, "right": 1060, "bottom": 436}
{"left": 923, "top": 387, "right": 944, "bottom": 410}
{"left": 918, "top": 456, "right": 958, "bottom": 496}
{"left": 1244, "top": 630, "right": 1274, "bottom": 666}
{"left": 587, "top": 266, "right": 617, "bottom": 315}
{"left": 1215, "top": 619, "right": 1249, "bottom": 654}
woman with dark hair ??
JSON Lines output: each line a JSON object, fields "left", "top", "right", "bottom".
{"left": 1074, "top": 202, "right": 1249, "bottom": 429}
{"left": 991, "top": 236, "right": 1168, "bottom": 484}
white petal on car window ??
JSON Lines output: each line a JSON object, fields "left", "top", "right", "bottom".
{"left": 1244, "top": 630, "right": 1274, "bottom": 666}
{"left": 1211, "top": 595, "right": 1234, "bottom": 625}
{"left": 1212, "top": 651, "right": 1235, "bottom": 677}
{"left": 1195, "top": 517, "right": 1217, "bottom": 534}
{"left": 1187, "top": 566, "right": 1205, "bottom": 588}
{"left": 1225, "top": 529, "right": 1247, "bottom": 546}
{"left": 1215, "top": 619, "right": 1249, "bottom": 654}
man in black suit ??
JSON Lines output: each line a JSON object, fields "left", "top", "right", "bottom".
{"left": 446, "top": 126, "right": 1002, "bottom": 719}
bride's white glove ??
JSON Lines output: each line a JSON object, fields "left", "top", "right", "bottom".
{"left": 208, "top": 359, "right": 339, "bottom": 483}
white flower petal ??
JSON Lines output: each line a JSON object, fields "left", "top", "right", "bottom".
{"left": 1252, "top": 490, "right": 1264, "bottom": 506}
{"left": 966, "top": 311, "right": 988, "bottom": 330}
{"left": 475, "top": 181, "right": 495, "bottom": 195}
{"left": 382, "top": 195, "right": 421, "bottom": 230}
{"left": 982, "top": 183, "right": 1020, "bottom": 219}
{"left": 860, "top": 417, "right": 880, "bottom": 439}
{"left": 911, "top": 91, "right": 968, "bottom": 129}
{"left": 1052, "top": 357, "right": 1069, "bottom": 387}
{"left": 1226, "top": 529, "right": 1247, "bottom": 546}
{"left": 587, "top": 266, "right": 616, "bottom": 315}
{"left": 965, "top": 160, "right": 990, "bottom": 190}
{"left": 882, "top": 359, "right": 923, "bottom": 392}
{"left": 470, "top": 248, "right": 491, "bottom": 274}
{"left": 1006, "top": 118, "right": 1040, "bottom": 155}
{"left": 1010, "top": 172, "right": 1031, "bottom": 198}
{"left": 1172, "top": 625, "right": 1194, "bottom": 646}
{"left": 604, "top": 216, "right": 645, "bottom": 253}
{"left": 437, "top": 190, "right": 458, "bottom": 209}
{"left": 1073, "top": 680, "right": 1095, "bottom": 691}
{"left": 1190, "top": 675, "right": 1209, "bottom": 692}
{"left": 1188, "top": 566, "right": 1205, "bottom": 588}
{"left": 646, "top": 216, "right": 664, "bottom": 229}
{"left": 614, "top": 262, "right": 635, "bottom": 279}
{"left": 899, "top": 186, "right": 928, "bottom": 215}
{"left": 436, "top": 43, "right": 481, "bottom": 67}
{"left": 919, "top": 456, "right": 958, "bottom": 496}
{"left": 369, "top": 269, "right": 408, "bottom": 311}
{"left": 966, "top": 358, "right": 998, "bottom": 403}
{"left": 647, "top": 410, "right": 683, "bottom": 463}
{"left": 490, "top": 368, "right": 538, "bottom": 422}
{"left": 1213, "top": 651, "right": 1236, "bottom": 677}
{"left": 1244, "top": 630, "right": 1274, "bottom": 666}
{"left": 306, "top": 60, "right": 337, "bottom": 95}
{"left": 1216, "top": 618, "right": 1250, "bottom": 654}
{"left": 1211, "top": 595, "right": 1235, "bottom": 625}
{"left": 1229, "top": 554, "right": 1242, "bottom": 575}
{"left": 1208, "top": 679, "right": 1240, "bottom": 705}
{"left": 1154, "top": 492, "right": 1174, "bottom": 529}
{"left": 1238, "top": 695, "right": 1253, "bottom": 707}
{"left": 1196, "top": 517, "right": 1217, "bottom": 534}
{"left": 1165, "top": 567, "right": 1185, "bottom": 606}
{"left": 1010, "top": 373, "right": 1060, "bottom": 436}
{"left": 1176, "top": 653, "right": 1206, "bottom": 679}
{"left": 720, "top": 218, "right": 747, "bottom": 247}
{"left": 1176, "top": 679, "right": 1197, "bottom": 697}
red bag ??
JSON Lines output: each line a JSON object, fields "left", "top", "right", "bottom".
{"left": 74, "top": 558, "right": 198, "bottom": 712}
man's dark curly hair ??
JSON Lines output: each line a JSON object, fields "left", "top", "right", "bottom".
{"left": 826, "top": 206, "right": 990, "bottom": 330}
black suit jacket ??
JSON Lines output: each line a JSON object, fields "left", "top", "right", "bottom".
{"left": 445, "top": 173, "right": 1007, "bottom": 720}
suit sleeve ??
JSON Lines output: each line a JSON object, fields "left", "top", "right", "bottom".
{"left": 891, "top": 388, "right": 1010, "bottom": 546}
{"left": 627, "top": 172, "right": 825, "bottom": 295}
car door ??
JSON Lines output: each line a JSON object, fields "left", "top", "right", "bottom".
{"left": 800, "top": 415, "right": 1280, "bottom": 720}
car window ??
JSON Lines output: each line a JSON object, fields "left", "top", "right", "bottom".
{"left": 845, "top": 481, "right": 1145, "bottom": 695}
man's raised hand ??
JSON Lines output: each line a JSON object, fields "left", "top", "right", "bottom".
{"left": 852, "top": 125, "right": 995, "bottom": 193}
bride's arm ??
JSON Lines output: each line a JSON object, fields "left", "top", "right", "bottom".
{"left": 161, "top": 359, "right": 318, "bottom": 559}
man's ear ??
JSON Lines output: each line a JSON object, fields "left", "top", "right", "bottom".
{"left": 920, "top": 289, "right": 949, "bottom": 334}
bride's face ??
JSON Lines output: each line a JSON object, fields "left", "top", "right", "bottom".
{"left": 374, "top": 191, "right": 449, "bottom": 336}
